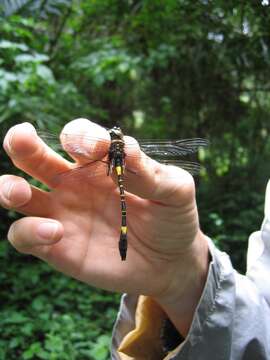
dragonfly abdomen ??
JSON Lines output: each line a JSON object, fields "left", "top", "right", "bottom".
{"left": 108, "top": 127, "right": 128, "bottom": 261}
{"left": 116, "top": 165, "right": 127, "bottom": 261}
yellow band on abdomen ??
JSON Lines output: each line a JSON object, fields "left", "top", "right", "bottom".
{"left": 121, "top": 226, "right": 127, "bottom": 234}
{"left": 116, "top": 166, "right": 122, "bottom": 175}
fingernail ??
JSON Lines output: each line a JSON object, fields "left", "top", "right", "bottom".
{"left": 5, "top": 131, "right": 15, "bottom": 154}
{"left": 7, "top": 225, "right": 14, "bottom": 244}
{"left": 37, "top": 222, "right": 59, "bottom": 240}
{"left": 5, "top": 123, "right": 35, "bottom": 154}
{"left": 2, "top": 181, "right": 14, "bottom": 201}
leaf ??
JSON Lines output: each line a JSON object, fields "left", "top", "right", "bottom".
{"left": 2, "top": 0, "right": 72, "bottom": 17}
{"left": 2, "top": 0, "right": 31, "bottom": 16}
{"left": 0, "top": 40, "right": 29, "bottom": 51}
{"left": 15, "top": 53, "right": 49, "bottom": 64}
{"left": 9, "top": 337, "right": 21, "bottom": 349}
{"left": 36, "top": 64, "right": 55, "bottom": 83}
{"left": 3, "top": 312, "right": 28, "bottom": 324}
{"left": 89, "top": 335, "right": 111, "bottom": 360}
{"left": 21, "top": 323, "right": 35, "bottom": 336}
{"left": 31, "top": 297, "right": 46, "bottom": 312}
{"left": 22, "top": 342, "right": 43, "bottom": 360}
{"left": 45, "top": 335, "right": 64, "bottom": 353}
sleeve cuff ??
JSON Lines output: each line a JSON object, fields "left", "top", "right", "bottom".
{"left": 114, "top": 237, "right": 224, "bottom": 359}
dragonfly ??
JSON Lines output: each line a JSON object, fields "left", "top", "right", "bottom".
{"left": 38, "top": 126, "right": 208, "bottom": 261}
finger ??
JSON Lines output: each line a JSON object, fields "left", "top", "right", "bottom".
{"left": 0, "top": 175, "right": 53, "bottom": 216}
{"left": 60, "top": 118, "right": 110, "bottom": 165}
{"left": 122, "top": 136, "right": 195, "bottom": 205}
{"left": 3, "top": 122, "right": 71, "bottom": 188}
{"left": 8, "top": 217, "right": 63, "bottom": 254}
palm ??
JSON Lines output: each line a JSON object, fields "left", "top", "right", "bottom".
{"left": 42, "top": 173, "right": 181, "bottom": 297}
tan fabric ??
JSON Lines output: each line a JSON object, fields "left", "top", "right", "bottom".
{"left": 118, "top": 296, "right": 167, "bottom": 359}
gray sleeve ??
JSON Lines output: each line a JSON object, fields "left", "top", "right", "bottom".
{"left": 111, "top": 293, "right": 139, "bottom": 359}
{"left": 111, "top": 182, "right": 270, "bottom": 360}
{"left": 175, "top": 240, "right": 270, "bottom": 360}
{"left": 111, "top": 240, "right": 270, "bottom": 360}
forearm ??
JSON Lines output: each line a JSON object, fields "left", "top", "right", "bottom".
{"left": 153, "top": 230, "right": 210, "bottom": 337}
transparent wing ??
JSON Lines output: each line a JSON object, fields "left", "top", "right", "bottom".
{"left": 157, "top": 159, "right": 202, "bottom": 175}
{"left": 50, "top": 161, "right": 109, "bottom": 187}
{"left": 38, "top": 130, "right": 208, "bottom": 159}
{"left": 140, "top": 138, "right": 209, "bottom": 157}
{"left": 37, "top": 130, "right": 111, "bottom": 161}
{"left": 37, "top": 130, "right": 207, "bottom": 184}
{"left": 50, "top": 158, "right": 202, "bottom": 187}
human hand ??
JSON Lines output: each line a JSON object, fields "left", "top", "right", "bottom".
{"left": 1, "top": 119, "right": 209, "bottom": 335}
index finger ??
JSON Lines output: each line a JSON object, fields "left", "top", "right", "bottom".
{"left": 3, "top": 122, "right": 71, "bottom": 188}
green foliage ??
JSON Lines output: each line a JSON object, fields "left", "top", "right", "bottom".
{"left": 1, "top": 0, "right": 72, "bottom": 18}
{"left": 0, "top": 15, "right": 94, "bottom": 133}
{"left": 1, "top": 0, "right": 270, "bottom": 357}
{"left": 0, "top": 241, "right": 119, "bottom": 359}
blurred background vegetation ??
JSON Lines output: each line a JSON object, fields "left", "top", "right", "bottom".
{"left": 1, "top": 0, "right": 270, "bottom": 358}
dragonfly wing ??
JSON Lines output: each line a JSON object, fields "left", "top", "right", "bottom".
{"left": 38, "top": 131, "right": 208, "bottom": 160}
{"left": 37, "top": 130, "right": 111, "bottom": 161}
{"left": 139, "top": 138, "right": 209, "bottom": 157}
{"left": 37, "top": 130, "right": 207, "bottom": 182}
{"left": 50, "top": 160, "right": 109, "bottom": 187}
{"left": 157, "top": 159, "right": 202, "bottom": 175}
{"left": 37, "top": 130, "right": 63, "bottom": 151}
{"left": 138, "top": 138, "right": 209, "bottom": 145}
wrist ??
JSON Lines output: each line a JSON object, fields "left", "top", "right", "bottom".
{"left": 153, "top": 230, "right": 210, "bottom": 337}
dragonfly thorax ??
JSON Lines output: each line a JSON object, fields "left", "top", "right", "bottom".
{"left": 108, "top": 127, "right": 126, "bottom": 170}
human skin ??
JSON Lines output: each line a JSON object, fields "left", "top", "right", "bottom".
{"left": 0, "top": 118, "right": 209, "bottom": 336}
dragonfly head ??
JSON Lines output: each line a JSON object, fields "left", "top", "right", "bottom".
{"left": 109, "top": 126, "right": 124, "bottom": 140}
